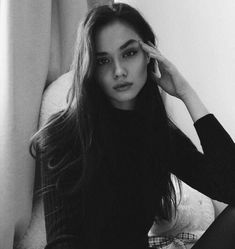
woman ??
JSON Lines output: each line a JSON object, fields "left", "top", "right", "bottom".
{"left": 30, "top": 3, "right": 235, "bottom": 249}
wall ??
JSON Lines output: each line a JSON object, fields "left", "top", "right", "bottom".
{"left": 117, "top": 0, "right": 235, "bottom": 150}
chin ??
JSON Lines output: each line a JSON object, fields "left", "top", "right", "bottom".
{"left": 115, "top": 93, "right": 137, "bottom": 103}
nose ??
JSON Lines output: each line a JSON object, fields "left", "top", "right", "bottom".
{"left": 113, "top": 59, "right": 127, "bottom": 80}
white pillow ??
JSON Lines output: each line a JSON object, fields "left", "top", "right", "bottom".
{"left": 148, "top": 175, "right": 215, "bottom": 239}
{"left": 39, "top": 70, "right": 74, "bottom": 127}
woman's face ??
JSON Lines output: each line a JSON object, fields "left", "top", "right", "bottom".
{"left": 95, "top": 21, "right": 149, "bottom": 110}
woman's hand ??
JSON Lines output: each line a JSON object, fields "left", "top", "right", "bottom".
{"left": 139, "top": 40, "right": 209, "bottom": 122}
{"left": 139, "top": 40, "right": 194, "bottom": 101}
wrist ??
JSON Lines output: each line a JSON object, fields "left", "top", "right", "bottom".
{"left": 180, "top": 88, "right": 209, "bottom": 123}
{"left": 178, "top": 85, "right": 196, "bottom": 102}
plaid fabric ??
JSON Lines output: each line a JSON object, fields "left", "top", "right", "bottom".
{"left": 148, "top": 232, "right": 198, "bottom": 249}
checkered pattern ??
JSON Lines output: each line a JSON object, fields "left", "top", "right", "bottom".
{"left": 148, "top": 232, "right": 198, "bottom": 249}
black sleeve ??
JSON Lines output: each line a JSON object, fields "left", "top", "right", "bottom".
{"left": 169, "top": 114, "right": 235, "bottom": 205}
{"left": 41, "top": 155, "right": 84, "bottom": 249}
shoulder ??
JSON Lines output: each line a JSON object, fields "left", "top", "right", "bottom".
{"left": 39, "top": 71, "right": 74, "bottom": 128}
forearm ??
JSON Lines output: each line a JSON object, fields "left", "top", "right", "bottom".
{"left": 192, "top": 205, "right": 235, "bottom": 249}
{"left": 180, "top": 87, "right": 209, "bottom": 123}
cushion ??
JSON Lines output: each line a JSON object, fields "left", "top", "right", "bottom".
{"left": 148, "top": 175, "right": 215, "bottom": 248}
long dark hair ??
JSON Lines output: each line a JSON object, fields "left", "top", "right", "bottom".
{"left": 30, "top": 2, "right": 181, "bottom": 223}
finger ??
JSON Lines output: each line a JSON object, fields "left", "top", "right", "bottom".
{"left": 155, "top": 61, "right": 161, "bottom": 78}
{"left": 139, "top": 40, "right": 156, "bottom": 54}
{"left": 147, "top": 51, "right": 161, "bottom": 78}
{"left": 147, "top": 41, "right": 161, "bottom": 55}
{"left": 139, "top": 41, "right": 165, "bottom": 63}
{"left": 147, "top": 40, "right": 158, "bottom": 48}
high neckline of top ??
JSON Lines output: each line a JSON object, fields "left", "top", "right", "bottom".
{"left": 108, "top": 105, "right": 139, "bottom": 118}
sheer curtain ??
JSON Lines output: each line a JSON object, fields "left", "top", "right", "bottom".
{"left": 0, "top": 0, "right": 112, "bottom": 248}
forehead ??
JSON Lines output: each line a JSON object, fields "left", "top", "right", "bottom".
{"left": 95, "top": 21, "right": 141, "bottom": 52}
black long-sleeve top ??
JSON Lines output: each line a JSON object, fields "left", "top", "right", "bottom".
{"left": 42, "top": 108, "right": 235, "bottom": 249}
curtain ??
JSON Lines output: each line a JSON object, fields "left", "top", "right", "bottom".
{"left": 0, "top": 0, "right": 112, "bottom": 248}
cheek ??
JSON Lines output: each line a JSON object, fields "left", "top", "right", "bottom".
{"left": 133, "top": 55, "right": 148, "bottom": 80}
{"left": 95, "top": 68, "right": 111, "bottom": 92}
{"left": 95, "top": 67, "right": 104, "bottom": 82}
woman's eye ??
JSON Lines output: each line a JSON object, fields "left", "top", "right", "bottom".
{"left": 123, "top": 49, "right": 138, "bottom": 58}
{"left": 96, "top": 57, "right": 110, "bottom": 66}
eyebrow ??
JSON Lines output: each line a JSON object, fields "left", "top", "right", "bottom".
{"left": 96, "top": 39, "right": 138, "bottom": 56}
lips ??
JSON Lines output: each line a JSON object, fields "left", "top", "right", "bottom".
{"left": 113, "top": 82, "right": 133, "bottom": 90}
